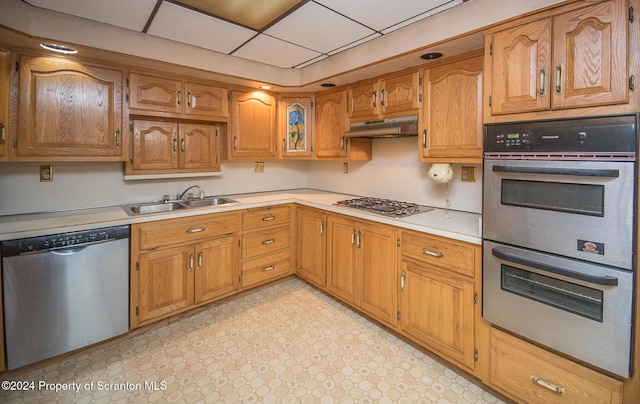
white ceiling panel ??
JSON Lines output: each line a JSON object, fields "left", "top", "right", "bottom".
{"left": 315, "top": 0, "right": 461, "bottom": 32}
{"left": 265, "top": 2, "right": 376, "bottom": 54}
{"left": 25, "top": 0, "right": 157, "bottom": 31}
{"left": 148, "top": 2, "right": 257, "bottom": 54}
{"left": 232, "top": 34, "right": 322, "bottom": 69}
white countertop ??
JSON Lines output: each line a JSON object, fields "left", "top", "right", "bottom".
{"left": 0, "top": 189, "right": 482, "bottom": 244}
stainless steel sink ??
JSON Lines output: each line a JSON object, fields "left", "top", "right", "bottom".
{"left": 122, "top": 197, "right": 237, "bottom": 216}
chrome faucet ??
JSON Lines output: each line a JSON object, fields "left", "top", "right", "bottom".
{"left": 177, "top": 185, "right": 201, "bottom": 201}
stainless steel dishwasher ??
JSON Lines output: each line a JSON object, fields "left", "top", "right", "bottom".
{"left": 1, "top": 225, "right": 130, "bottom": 370}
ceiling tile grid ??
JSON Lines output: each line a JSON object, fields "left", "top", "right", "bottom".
{"left": 24, "top": 0, "right": 464, "bottom": 69}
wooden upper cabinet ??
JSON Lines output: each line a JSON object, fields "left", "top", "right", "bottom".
{"left": 128, "top": 120, "right": 220, "bottom": 175}
{"left": 11, "top": 55, "right": 125, "bottom": 161}
{"left": 552, "top": 0, "right": 628, "bottom": 109}
{"left": 228, "top": 90, "right": 277, "bottom": 159}
{"left": 347, "top": 70, "right": 420, "bottom": 120}
{"left": 0, "top": 50, "right": 8, "bottom": 161}
{"left": 128, "top": 72, "right": 228, "bottom": 120}
{"left": 279, "top": 95, "right": 314, "bottom": 158}
{"left": 315, "top": 89, "right": 348, "bottom": 158}
{"left": 420, "top": 54, "right": 483, "bottom": 162}
{"left": 488, "top": 0, "right": 629, "bottom": 115}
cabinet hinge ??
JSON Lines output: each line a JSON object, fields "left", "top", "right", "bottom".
{"left": 397, "top": 238, "right": 401, "bottom": 247}
{"left": 630, "top": 75, "right": 635, "bottom": 91}
{"left": 136, "top": 261, "right": 139, "bottom": 271}
{"left": 125, "top": 77, "right": 129, "bottom": 88}
{"left": 135, "top": 306, "right": 139, "bottom": 316}
{"left": 418, "top": 77, "right": 423, "bottom": 86}
{"left": 474, "top": 292, "right": 478, "bottom": 304}
{"left": 418, "top": 93, "right": 423, "bottom": 103}
{"left": 488, "top": 95, "right": 492, "bottom": 107}
{"left": 629, "top": 6, "right": 634, "bottom": 23}
{"left": 12, "top": 137, "right": 17, "bottom": 148}
{"left": 15, "top": 61, "right": 19, "bottom": 72}
{"left": 474, "top": 349, "right": 478, "bottom": 362}
{"left": 397, "top": 311, "right": 401, "bottom": 320}
{"left": 489, "top": 42, "right": 493, "bottom": 56}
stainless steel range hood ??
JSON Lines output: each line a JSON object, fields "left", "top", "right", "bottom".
{"left": 345, "top": 115, "right": 418, "bottom": 138}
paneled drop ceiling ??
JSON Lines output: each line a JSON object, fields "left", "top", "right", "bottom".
{"left": 23, "top": 0, "right": 464, "bottom": 69}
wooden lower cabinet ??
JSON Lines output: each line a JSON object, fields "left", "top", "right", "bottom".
{"left": 240, "top": 205, "right": 293, "bottom": 288}
{"left": 490, "top": 327, "right": 623, "bottom": 404}
{"left": 295, "top": 206, "right": 327, "bottom": 288}
{"left": 326, "top": 214, "right": 398, "bottom": 328}
{"left": 130, "top": 212, "right": 240, "bottom": 327}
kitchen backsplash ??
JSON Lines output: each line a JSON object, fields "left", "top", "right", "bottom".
{"left": 0, "top": 137, "right": 482, "bottom": 216}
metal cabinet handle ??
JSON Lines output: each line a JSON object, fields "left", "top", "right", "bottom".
{"left": 530, "top": 375, "right": 565, "bottom": 394}
{"left": 373, "top": 90, "right": 377, "bottom": 107}
{"left": 233, "top": 136, "right": 238, "bottom": 150}
{"left": 188, "top": 253, "right": 194, "bottom": 271}
{"left": 173, "top": 138, "right": 178, "bottom": 153}
{"left": 351, "top": 230, "right": 356, "bottom": 246}
{"left": 197, "top": 251, "right": 202, "bottom": 268}
{"left": 539, "top": 68, "right": 546, "bottom": 96}
{"left": 555, "top": 65, "right": 563, "bottom": 94}
{"left": 261, "top": 215, "right": 275, "bottom": 221}
{"left": 320, "top": 221, "right": 324, "bottom": 235}
{"left": 401, "top": 270, "right": 406, "bottom": 290}
{"left": 115, "top": 129, "right": 121, "bottom": 147}
{"left": 261, "top": 265, "right": 275, "bottom": 272}
{"left": 0, "top": 122, "right": 5, "bottom": 144}
{"left": 177, "top": 90, "right": 181, "bottom": 106}
{"left": 186, "top": 226, "right": 206, "bottom": 234}
{"left": 423, "top": 248, "right": 444, "bottom": 258}
{"left": 262, "top": 239, "right": 275, "bottom": 245}
{"left": 181, "top": 138, "right": 185, "bottom": 153}
{"left": 380, "top": 89, "right": 385, "bottom": 106}
{"left": 422, "top": 130, "right": 427, "bottom": 148}
{"left": 187, "top": 91, "right": 191, "bottom": 108}
{"left": 356, "top": 231, "right": 362, "bottom": 248}
{"left": 340, "top": 136, "right": 345, "bottom": 150}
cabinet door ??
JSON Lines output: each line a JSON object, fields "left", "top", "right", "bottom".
{"left": 490, "top": 19, "right": 552, "bottom": 114}
{"left": 0, "top": 49, "right": 8, "bottom": 161}
{"left": 326, "top": 215, "right": 357, "bottom": 304}
{"left": 314, "top": 90, "right": 347, "bottom": 158}
{"left": 400, "top": 260, "right": 476, "bottom": 370}
{"left": 132, "top": 120, "right": 179, "bottom": 171}
{"left": 552, "top": 0, "right": 628, "bottom": 109}
{"left": 347, "top": 80, "right": 378, "bottom": 120}
{"left": 180, "top": 123, "right": 220, "bottom": 171}
{"left": 15, "top": 55, "right": 124, "bottom": 159}
{"left": 420, "top": 56, "right": 483, "bottom": 161}
{"left": 229, "top": 90, "right": 277, "bottom": 158}
{"left": 195, "top": 235, "right": 239, "bottom": 304}
{"left": 129, "top": 73, "right": 182, "bottom": 114}
{"left": 357, "top": 222, "right": 398, "bottom": 328}
{"left": 280, "top": 96, "right": 313, "bottom": 158}
{"left": 138, "top": 245, "right": 195, "bottom": 323}
{"left": 296, "top": 207, "right": 327, "bottom": 288}
{"left": 379, "top": 71, "right": 420, "bottom": 116}
{"left": 183, "top": 82, "right": 228, "bottom": 119}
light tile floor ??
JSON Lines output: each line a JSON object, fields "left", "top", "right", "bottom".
{"left": 1, "top": 278, "right": 506, "bottom": 403}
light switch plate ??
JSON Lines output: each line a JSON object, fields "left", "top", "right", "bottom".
{"left": 254, "top": 162, "right": 264, "bottom": 173}
{"left": 343, "top": 162, "right": 349, "bottom": 174}
{"left": 40, "top": 165, "right": 53, "bottom": 182}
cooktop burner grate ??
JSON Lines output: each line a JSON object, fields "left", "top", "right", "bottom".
{"left": 335, "top": 197, "right": 432, "bottom": 218}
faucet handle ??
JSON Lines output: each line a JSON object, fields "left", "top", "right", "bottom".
{"left": 162, "top": 194, "right": 171, "bottom": 203}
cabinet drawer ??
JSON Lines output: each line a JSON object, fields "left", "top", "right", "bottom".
{"left": 490, "top": 328, "right": 622, "bottom": 404}
{"left": 136, "top": 212, "right": 239, "bottom": 250}
{"left": 241, "top": 250, "right": 291, "bottom": 288}
{"left": 241, "top": 226, "right": 290, "bottom": 259}
{"left": 242, "top": 205, "right": 290, "bottom": 230}
{"left": 401, "top": 231, "right": 475, "bottom": 277}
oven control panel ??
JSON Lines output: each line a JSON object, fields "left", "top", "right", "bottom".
{"left": 484, "top": 114, "right": 637, "bottom": 155}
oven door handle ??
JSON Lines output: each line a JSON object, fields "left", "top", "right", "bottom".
{"left": 492, "top": 247, "right": 619, "bottom": 286}
{"left": 492, "top": 165, "right": 619, "bottom": 178}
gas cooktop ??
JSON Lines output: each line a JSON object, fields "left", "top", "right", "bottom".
{"left": 335, "top": 197, "right": 432, "bottom": 218}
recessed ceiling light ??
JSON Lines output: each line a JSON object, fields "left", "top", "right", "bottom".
{"left": 260, "top": 85, "right": 272, "bottom": 90}
{"left": 320, "top": 83, "right": 336, "bottom": 88}
{"left": 420, "top": 52, "right": 443, "bottom": 60}
{"left": 39, "top": 43, "right": 78, "bottom": 54}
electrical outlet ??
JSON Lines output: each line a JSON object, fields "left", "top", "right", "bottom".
{"left": 40, "top": 165, "right": 53, "bottom": 182}
{"left": 461, "top": 166, "right": 476, "bottom": 182}
{"left": 343, "top": 162, "right": 349, "bottom": 174}
{"left": 254, "top": 162, "right": 264, "bottom": 173}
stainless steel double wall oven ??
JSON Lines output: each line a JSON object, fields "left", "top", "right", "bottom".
{"left": 482, "top": 114, "right": 638, "bottom": 378}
